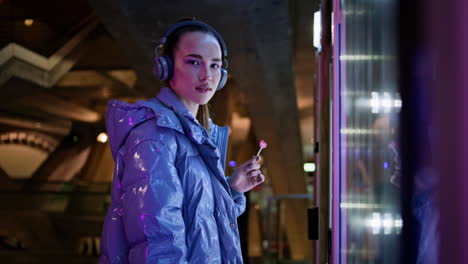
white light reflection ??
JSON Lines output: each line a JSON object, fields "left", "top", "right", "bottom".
{"left": 383, "top": 213, "right": 393, "bottom": 235}
{"left": 394, "top": 218, "right": 403, "bottom": 234}
{"left": 370, "top": 91, "right": 402, "bottom": 114}
{"left": 368, "top": 212, "right": 382, "bottom": 235}
{"left": 366, "top": 212, "right": 402, "bottom": 235}
{"left": 339, "top": 55, "right": 393, "bottom": 61}
{"left": 340, "top": 202, "right": 380, "bottom": 209}
{"left": 340, "top": 128, "right": 380, "bottom": 135}
{"left": 304, "top": 163, "right": 316, "bottom": 172}
{"left": 313, "top": 11, "right": 322, "bottom": 51}
{"left": 342, "top": 10, "right": 366, "bottom": 15}
{"left": 394, "top": 99, "right": 402, "bottom": 108}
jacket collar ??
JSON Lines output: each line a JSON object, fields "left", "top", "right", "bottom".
{"left": 156, "top": 87, "right": 191, "bottom": 117}
{"left": 155, "top": 88, "right": 230, "bottom": 192}
{"left": 155, "top": 87, "right": 210, "bottom": 145}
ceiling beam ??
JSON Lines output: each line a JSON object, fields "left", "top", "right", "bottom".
{"left": 0, "top": 15, "right": 99, "bottom": 88}
{"left": 1, "top": 78, "right": 101, "bottom": 123}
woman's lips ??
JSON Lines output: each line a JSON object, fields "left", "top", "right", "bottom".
{"left": 195, "top": 85, "right": 212, "bottom": 93}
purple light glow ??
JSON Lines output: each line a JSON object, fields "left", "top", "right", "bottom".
{"left": 228, "top": 161, "right": 237, "bottom": 167}
{"left": 384, "top": 162, "right": 389, "bottom": 169}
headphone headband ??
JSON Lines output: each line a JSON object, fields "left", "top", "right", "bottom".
{"left": 158, "top": 21, "right": 228, "bottom": 58}
{"left": 154, "top": 20, "right": 229, "bottom": 90}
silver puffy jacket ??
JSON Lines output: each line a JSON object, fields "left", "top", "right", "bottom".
{"left": 99, "top": 87, "right": 246, "bottom": 264}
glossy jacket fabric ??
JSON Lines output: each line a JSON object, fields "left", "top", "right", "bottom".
{"left": 99, "top": 87, "right": 246, "bottom": 264}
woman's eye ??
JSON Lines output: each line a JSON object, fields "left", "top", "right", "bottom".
{"left": 187, "top": 60, "right": 200, "bottom": 66}
{"left": 211, "top": 64, "right": 221, "bottom": 69}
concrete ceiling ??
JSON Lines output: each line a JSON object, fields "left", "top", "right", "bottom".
{"left": 87, "top": 0, "right": 319, "bottom": 165}
{"left": 2, "top": 0, "right": 319, "bottom": 168}
{"left": 1, "top": 0, "right": 319, "bottom": 258}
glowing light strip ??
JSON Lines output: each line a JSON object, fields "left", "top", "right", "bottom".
{"left": 340, "top": 202, "right": 381, "bottom": 209}
{"left": 339, "top": 129, "right": 381, "bottom": 135}
{"left": 339, "top": 55, "right": 393, "bottom": 61}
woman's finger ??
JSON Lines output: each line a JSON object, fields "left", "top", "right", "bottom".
{"left": 245, "top": 162, "right": 261, "bottom": 172}
{"left": 249, "top": 155, "right": 261, "bottom": 164}
{"left": 256, "top": 173, "right": 265, "bottom": 184}
{"left": 247, "top": 170, "right": 261, "bottom": 178}
{"left": 254, "top": 155, "right": 262, "bottom": 163}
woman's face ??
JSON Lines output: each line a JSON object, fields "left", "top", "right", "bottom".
{"left": 169, "top": 31, "right": 222, "bottom": 110}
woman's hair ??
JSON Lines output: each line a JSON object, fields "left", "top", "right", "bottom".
{"left": 161, "top": 20, "right": 216, "bottom": 63}
{"left": 162, "top": 19, "right": 217, "bottom": 132}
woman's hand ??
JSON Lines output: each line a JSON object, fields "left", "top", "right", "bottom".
{"left": 229, "top": 156, "right": 265, "bottom": 193}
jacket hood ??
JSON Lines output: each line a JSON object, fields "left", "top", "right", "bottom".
{"left": 105, "top": 87, "right": 202, "bottom": 159}
{"left": 105, "top": 99, "right": 155, "bottom": 159}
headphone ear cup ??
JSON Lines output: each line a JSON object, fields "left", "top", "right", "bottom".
{"left": 217, "top": 68, "right": 228, "bottom": 91}
{"left": 154, "top": 55, "right": 173, "bottom": 81}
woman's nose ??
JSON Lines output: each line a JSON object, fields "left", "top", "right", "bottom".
{"left": 199, "top": 66, "right": 212, "bottom": 81}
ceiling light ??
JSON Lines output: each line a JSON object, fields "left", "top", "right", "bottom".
{"left": 304, "top": 163, "right": 316, "bottom": 172}
{"left": 97, "top": 132, "right": 108, "bottom": 143}
{"left": 313, "top": 11, "right": 321, "bottom": 50}
{"left": 24, "top": 19, "right": 34, "bottom": 27}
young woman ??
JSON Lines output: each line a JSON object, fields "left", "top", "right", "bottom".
{"left": 99, "top": 20, "right": 265, "bottom": 264}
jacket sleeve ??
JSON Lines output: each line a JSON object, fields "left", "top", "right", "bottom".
{"left": 227, "top": 177, "right": 247, "bottom": 217}
{"left": 124, "top": 137, "right": 188, "bottom": 263}
{"left": 99, "top": 156, "right": 129, "bottom": 264}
